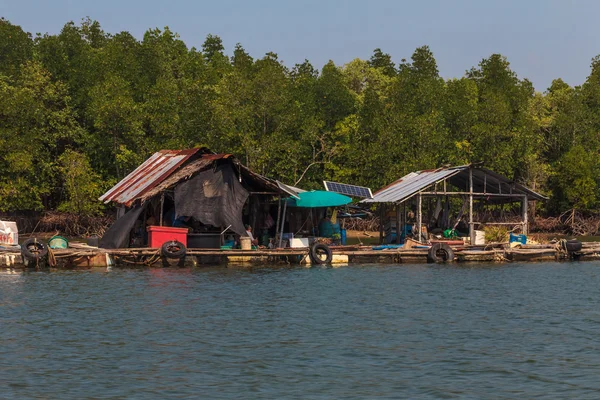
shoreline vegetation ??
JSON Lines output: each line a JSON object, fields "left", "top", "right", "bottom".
{"left": 3, "top": 18, "right": 600, "bottom": 236}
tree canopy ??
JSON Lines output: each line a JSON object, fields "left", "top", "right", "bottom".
{"left": 1, "top": 18, "right": 599, "bottom": 216}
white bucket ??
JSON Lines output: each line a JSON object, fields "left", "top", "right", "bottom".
{"left": 240, "top": 237, "right": 252, "bottom": 250}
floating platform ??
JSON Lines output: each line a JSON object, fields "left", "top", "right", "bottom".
{"left": 1, "top": 241, "right": 597, "bottom": 269}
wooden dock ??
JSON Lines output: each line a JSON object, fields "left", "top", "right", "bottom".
{"left": 2, "top": 241, "right": 600, "bottom": 269}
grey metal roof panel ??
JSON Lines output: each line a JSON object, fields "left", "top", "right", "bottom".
{"left": 276, "top": 180, "right": 306, "bottom": 199}
{"left": 362, "top": 167, "right": 464, "bottom": 204}
{"left": 362, "top": 164, "right": 547, "bottom": 203}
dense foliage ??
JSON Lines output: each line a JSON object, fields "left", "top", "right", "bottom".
{"left": 1, "top": 18, "right": 600, "bottom": 216}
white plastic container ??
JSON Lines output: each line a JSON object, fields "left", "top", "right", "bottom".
{"left": 0, "top": 221, "right": 18, "bottom": 245}
{"left": 289, "top": 238, "right": 310, "bottom": 248}
{"left": 475, "top": 230, "right": 485, "bottom": 245}
{"left": 240, "top": 237, "right": 252, "bottom": 250}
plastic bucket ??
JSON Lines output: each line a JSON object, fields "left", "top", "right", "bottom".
{"left": 240, "top": 237, "right": 252, "bottom": 250}
{"left": 48, "top": 235, "right": 69, "bottom": 249}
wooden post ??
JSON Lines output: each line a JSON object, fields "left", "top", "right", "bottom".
{"left": 159, "top": 192, "right": 165, "bottom": 226}
{"left": 403, "top": 202, "right": 407, "bottom": 241}
{"left": 417, "top": 193, "right": 422, "bottom": 242}
{"left": 469, "top": 167, "right": 474, "bottom": 244}
{"left": 278, "top": 199, "right": 288, "bottom": 248}
{"left": 395, "top": 203, "right": 401, "bottom": 244}
{"left": 522, "top": 194, "right": 529, "bottom": 235}
{"left": 274, "top": 195, "right": 282, "bottom": 242}
{"left": 249, "top": 195, "right": 256, "bottom": 233}
{"left": 379, "top": 204, "right": 385, "bottom": 245}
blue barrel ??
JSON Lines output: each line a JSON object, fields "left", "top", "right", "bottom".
{"left": 340, "top": 229, "right": 347, "bottom": 245}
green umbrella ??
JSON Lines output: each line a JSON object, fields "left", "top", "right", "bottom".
{"left": 287, "top": 190, "right": 351, "bottom": 208}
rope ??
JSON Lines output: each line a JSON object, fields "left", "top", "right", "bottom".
{"left": 114, "top": 248, "right": 163, "bottom": 266}
{"left": 556, "top": 239, "right": 569, "bottom": 257}
{"left": 47, "top": 247, "right": 57, "bottom": 267}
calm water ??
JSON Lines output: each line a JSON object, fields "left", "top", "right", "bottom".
{"left": 2, "top": 263, "right": 600, "bottom": 399}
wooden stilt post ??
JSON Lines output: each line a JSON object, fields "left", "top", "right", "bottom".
{"left": 523, "top": 194, "right": 529, "bottom": 236}
{"left": 278, "top": 200, "right": 288, "bottom": 248}
{"left": 403, "top": 202, "right": 407, "bottom": 242}
{"left": 417, "top": 193, "right": 423, "bottom": 242}
{"left": 395, "top": 203, "right": 401, "bottom": 244}
{"left": 469, "top": 167, "right": 475, "bottom": 245}
{"left": 379, "top": 205, "right": 385, "bottom": 245}
{"left": 274, "top": 195, "right": 282, "bottom": 243}
{"left": 159, "top": 192, "right": 165, "bottom": 226}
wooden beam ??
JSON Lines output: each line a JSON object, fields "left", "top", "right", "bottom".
{"left": 418, "top": 191, "right": 526, "bottom": 198}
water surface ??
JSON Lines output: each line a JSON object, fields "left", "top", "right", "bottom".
{"left": 1, "top": 263, "right": 600, "bottom": 399}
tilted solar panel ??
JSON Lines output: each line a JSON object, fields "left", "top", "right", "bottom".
{"left": 324, "top": 181, "right": 373, "bottom": 199}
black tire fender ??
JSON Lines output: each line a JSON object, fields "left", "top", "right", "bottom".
{"left": 565, "top": 239, "right": 582, "bottom": 253}
{"left": 161, "top": 240, "right": 187, "bottom": 259}
{"left": 310, "top": 243, "right": 333, "bottom": 265}
{"left": 427, "top": 243, "right": 454, "bottom": 263}
{"left": 21, "top": 238, "right": 49, "bottom": 260}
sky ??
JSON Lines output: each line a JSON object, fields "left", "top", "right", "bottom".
{"left": 3, "top": 0, "right": 600, "bottom": 91}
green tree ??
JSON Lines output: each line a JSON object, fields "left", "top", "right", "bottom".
{"left": 88, "top": 74, "right": 144, "bottom": 178}
{"left": 0, "top": 62, "right": 83, "bottom": 211}
{"left": 58, "top": 150, "right": 104, "bottom": 216}
{"left": 0, "top": 18, "right": 33, "bottom": 77}
{"left": 368, "top": 48, "right": 396, "bottom": 77}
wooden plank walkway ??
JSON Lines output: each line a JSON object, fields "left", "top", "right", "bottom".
{"left": 1, "top": 241, "right": 599, "bottom": 268}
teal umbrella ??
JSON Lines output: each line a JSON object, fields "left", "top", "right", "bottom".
{"left": 287, "top": 190, "right": 351, "bottom": 208}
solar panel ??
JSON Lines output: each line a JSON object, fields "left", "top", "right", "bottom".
{"left": 324, "top": 181, "right": 373, "bottom": 199}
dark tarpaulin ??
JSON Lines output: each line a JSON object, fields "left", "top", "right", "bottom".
{"left": 174, "top": 164, "right": 249, "bottom": 236}
{"left": 99, "top": 204, "right": 146, "bottom": 249}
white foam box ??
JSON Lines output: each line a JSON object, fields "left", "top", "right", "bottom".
{"left": 0, "top": 221, "right": 18, "bottom": 245}
{"left": 289, "top": 238, "right": 310, "bottom": 248}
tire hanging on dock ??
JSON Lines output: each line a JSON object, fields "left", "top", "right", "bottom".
{"left": 21, "top": 238, "right": 49, "bottom": 260}
{"left": 161, "top": 240, "right": 187, "bottom": 259}
{"left": 427, "top": 243, "right": 454, "bottom": 263}
{"left": 309, "top": 243, "right": 333, "bottom": 265}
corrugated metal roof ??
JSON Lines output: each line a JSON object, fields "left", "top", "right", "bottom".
{"left": 362, "top": 167, "right": 463, "bottom": 204}
{"left": 362, "top": 165, "right": 547, "bottom": 204}
{"left": 99, "top": 148, "right": 199, "bottom": 206}
{"left": 276, "top": 180, "right": 306, "bottom": 199}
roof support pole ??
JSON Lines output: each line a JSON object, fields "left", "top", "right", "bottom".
{"left": 522, "top": 194, "right": 529, "bottom": 236}
{"left": 396, "top": 203, "right": 401, "bottom": 244}
{"left": 379, "top": 205, "right": 384, "bottom": 245}
{"left": 417, "top": 193, "right": 423, "bottom": 243}
{"left": 469, "top": 167, "right": 475, "bottom": 245}
{"left": 275, "top": 195, "right": 282, "bottom": 244}
{"left": 278, "top": 199, "right": 288, "bottom": 248}
{"left": 159, "top": 192, "right": 165, "bottom": 226}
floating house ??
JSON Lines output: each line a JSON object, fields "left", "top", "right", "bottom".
{"left": 362, "top": 163, "right": 547, "bottom": 244}
{"left": 99, "top": 148, "right": 289, "bottom": 249}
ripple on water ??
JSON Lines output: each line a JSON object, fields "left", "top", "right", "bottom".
{"left": 1, "top": 263, "right": 600, "bottom": 399}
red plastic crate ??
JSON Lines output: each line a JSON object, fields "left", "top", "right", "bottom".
{"left": 147, "top": 226, "right": 188, "bottom": 248}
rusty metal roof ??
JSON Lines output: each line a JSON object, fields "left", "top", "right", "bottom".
{"left": 99, "top": 149, "right": 200, "bottom": 206}
{"left": 362, "top": 165, "right": 547, "bottom": 204}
